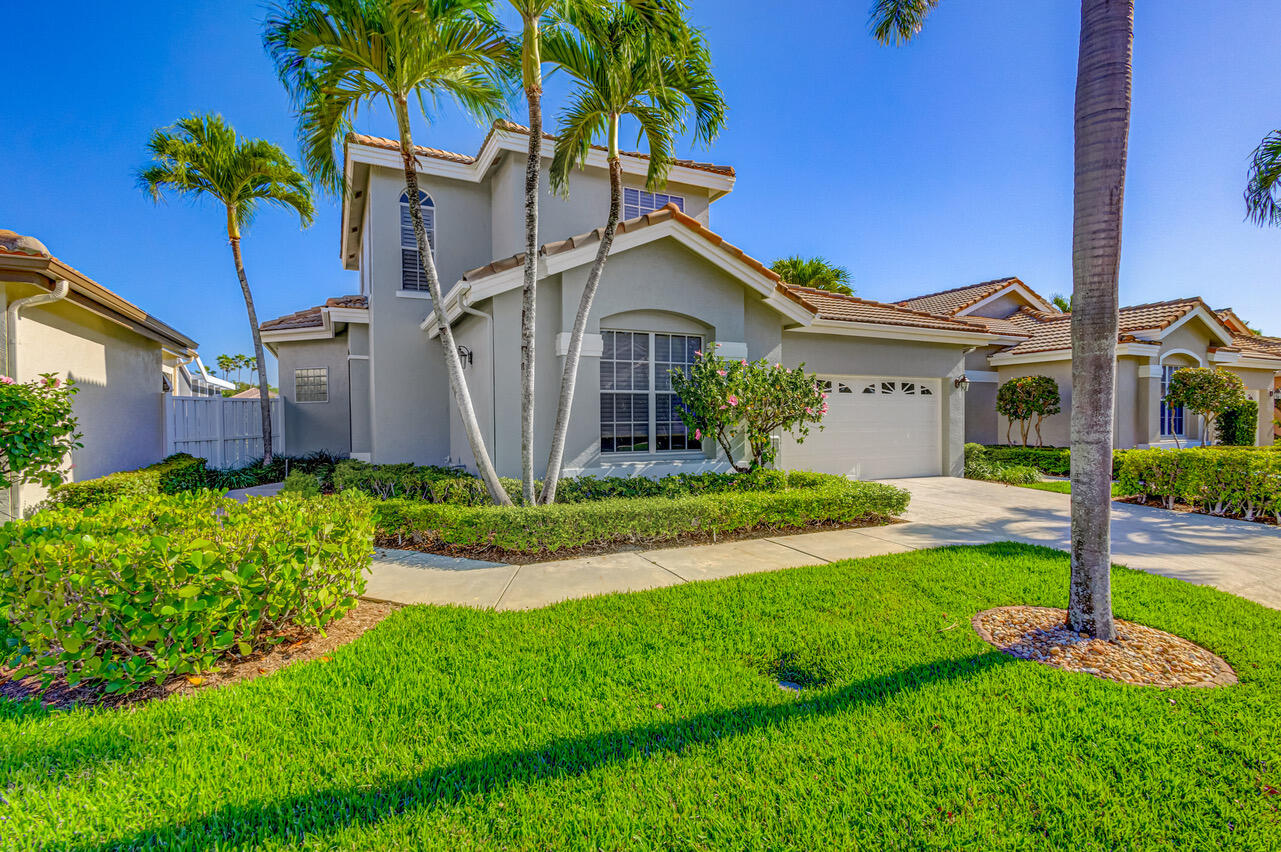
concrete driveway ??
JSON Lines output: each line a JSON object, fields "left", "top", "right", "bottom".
{"left": 363, "top": 477, "right": 1281, "bottom": 611}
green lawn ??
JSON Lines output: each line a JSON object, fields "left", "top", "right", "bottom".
{"left": 1018, "top": 480, "right": 1130, "bottom": 497}
{"left": 4, "top": 543, "right": 1279, "bottom": 850}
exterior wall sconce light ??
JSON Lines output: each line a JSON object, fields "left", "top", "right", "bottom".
{"left": 457, "top": 345, "right": 473, "bottom": 367}
{"left": 953, "top": 374, "right": 971, "bottom": 392}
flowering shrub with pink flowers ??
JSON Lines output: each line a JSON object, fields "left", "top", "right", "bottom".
{"left": 670, "top": 347, "right": 827, "bottom": 471}
{"left": 0, "top": 372, "right": 82, "bottom": 495}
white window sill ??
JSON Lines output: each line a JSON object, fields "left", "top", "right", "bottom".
{"left": 395, "top": 290, "right": 434, "bottom": 300}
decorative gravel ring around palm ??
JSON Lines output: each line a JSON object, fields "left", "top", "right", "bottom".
{"left": 972, "top": 606, "right": 1237, "bottom": 689}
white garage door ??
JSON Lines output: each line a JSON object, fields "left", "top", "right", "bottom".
{"left": 781, "top": 376, "right": 942, "bottom": 479}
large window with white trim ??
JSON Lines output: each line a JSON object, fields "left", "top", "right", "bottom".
{"left": 624, "top": 188, "right": 684, "bottom": 220}
{"left": 600, "top": 330, "right": 702, "bottom": 454}
{"left": 399, "top": 189, "right": 435, "bottom": 291}
{"left": 1160, "top": 365, "right": 1184, "bottom": 437}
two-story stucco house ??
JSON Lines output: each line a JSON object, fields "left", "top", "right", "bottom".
{"left": 261, "top": 122, "right": 1280, "bottom": 479}
{"left": 261, "top": 121, "right": 1025, "bottom": 480}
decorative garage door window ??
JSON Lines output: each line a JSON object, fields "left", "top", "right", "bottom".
{"left": 821, "top": 379, "right": 932, "bottom": 396}
{"left": 600, "top": 330, "right": 702, "bottom": 453}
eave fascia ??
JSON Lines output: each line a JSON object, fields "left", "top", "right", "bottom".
{"left": 789, "top": 320, "right": 1006, "bottom": 346}
{"left": 988, "top": 341, "right": 1161, "bottom": 367}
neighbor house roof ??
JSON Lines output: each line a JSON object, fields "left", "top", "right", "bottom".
{"left": 230, "top": 387, "right": 278, "bottom": 399}
{"left": 260, "top": 294, "right": 367, "bottom": 331}
{"left": 348, "top": 120, "right": 736, "bottom": 178}
{"left": 783, "top": 286, "right": 1007, "bottom": 334}
{"left": 0, "top": 229, "right": 196, "bottom": 351}
{"left": 993, "top": 297, "right": 1234, "bottom": 356}
{"left": 896, "top": 277, "right": 1027, "bottom": 315}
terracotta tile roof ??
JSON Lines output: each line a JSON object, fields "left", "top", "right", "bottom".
{"left": 1233, "top": 333, "right": 1281, "bottom": 359}
{"left": 462, "top": 203, "right": 810, "bottom": 312}
{"left": 784, "top": 286, "right": 997, "bottom": 333}
{"left": 953, "top": 314, "right": 1035, "bottom": 337}
{"left": 347, "top": 120, "right": 735, "bottom": 178}
{"left": 995, "top": 297, "right": 1230, "bottom": 356}
{"left": 896, "top": 277, "right": 1030, "bottom": 316}
{"left": 261, "top": 295, "right": 367, "bottom": 331}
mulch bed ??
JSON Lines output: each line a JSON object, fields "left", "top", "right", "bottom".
{"left": 972, "top": 605, "right": 1237, "bottom": 689}
{"left": 376, "top": 517, "right": 903, "bottom": 565}
{"left": 1115, "top": 495, "right": 1278, "bottom": 526}
{"left": 0, "top": 601, "right": 396, "bottom": 711}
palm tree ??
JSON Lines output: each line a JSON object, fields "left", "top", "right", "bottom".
{"left": 1050, "top": 293, "right": 1072, "bottom": 313}
{"left": 870, "top": 0, "right": 1133, "bottom": 639}
{"left": 770, "top": 256, "right": 854, "bottom": 295}
{"left": 537, "top": 3, "right": 727, "bottom": 503}
{"left": 264, "top": 0, "right": 513, "bottom": 504}
{"left": 140, "top": 114, "right": 315, "bottom": 465}
{"left": 1246, "top": 129, "right": 1281, "bottom": 227}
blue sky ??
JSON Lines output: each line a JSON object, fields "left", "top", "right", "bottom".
{"left": 3, "top": 1, "right": 1278, "bottom": 382}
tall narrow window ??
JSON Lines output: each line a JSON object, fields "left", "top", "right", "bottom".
{"left": 1160, "top": 365, "right": 1184, "bottom": 437}
{"left": 400, "top": 189, "right": 435, "bottom": 292}
{"left": 600, "top": 330, "right": 701, "bottom": 454}
{"left": 623, "top": 188, "right": 685, "bottom": 220}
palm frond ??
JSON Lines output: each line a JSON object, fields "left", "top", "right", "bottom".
{"left": 868, "top": 0, "right": 941, "bottom": 46}
{"left": 770, "top": 256, "right": 854, "bottom": 295}
{"left": 1245, "top": 129, "right": 1281, "bottom": 228}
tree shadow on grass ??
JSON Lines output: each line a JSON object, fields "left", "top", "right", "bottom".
{"left": 62, "top": 651, "right": 1015, "bottom": 851}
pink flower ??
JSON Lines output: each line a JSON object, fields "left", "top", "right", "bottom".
{"left": 694, "top": 428, "right": 702, "bottom": 440}
{"left": 727, "top": 394, "right": 739, "bottom": 407}
{"left": 716, "top": 369, "right": 727, "bottom": 377}
{"left": 774, "top": 362, "right": 782, "bottom": 368}
{"left": 820, "top": 403, "right": 829, "bottom": 414}
{"left": 805, "top": 407, "right": 815, "bottom": 415}
{"left": 0, "top": 375, "right": 13, "bottom": 385}
{"left": 694, "top": 350, "right": 702, "bottom": 357}
{"left": 45, "top": 377, "right": 60, "bottom": 388}
{"left": 740, "top": 359, "right": 748, "bottom": 366}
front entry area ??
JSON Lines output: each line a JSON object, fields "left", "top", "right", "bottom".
{"left": 781, "top": 375, "right": 942, "bottom": 479}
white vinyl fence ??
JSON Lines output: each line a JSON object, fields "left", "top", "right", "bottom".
{"left": 163, "top": 394, "right": 284, "bottom": 469}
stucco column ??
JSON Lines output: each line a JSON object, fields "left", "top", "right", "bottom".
{"left": 1137, "top": 361, "right": 1162, "bottom": 447}
{"left": 943, "top": 370, "right": 966, "bottom": 476}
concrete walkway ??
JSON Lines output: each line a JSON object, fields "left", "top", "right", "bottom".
{"left": 363, "top": 477, "right": 1281, "bottom": 611}
{"left": 224, "top": 482, "right": 285, "bottom": 502}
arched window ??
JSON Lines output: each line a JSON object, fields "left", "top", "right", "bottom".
{"left": 399, "top": 189, "right": 435, "bottom": 291}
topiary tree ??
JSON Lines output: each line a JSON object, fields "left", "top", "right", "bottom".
{"left": 1164, "top": 367, "right": 1247, "bottom": 447}
{"left": 995, "top": 376, "right": 1062, "bottom": 447}
{"left": 0, "top": 373, "right": 82, "bottom": 519}
{"left": 670, "top": 349, "right": 827, "bottom": 472}
{"left": 1215, "top": 399, "right": 1258, "bottom": 447}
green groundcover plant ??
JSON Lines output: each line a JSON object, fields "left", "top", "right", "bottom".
{"left": 0, "top": 490, "right": 374, "bottom": 693}
{"left": 374, "top": 474, "right": 908, "bottom": 555}
{"left": 963, "top": 444, "right": 1040, "bottom": 485}
{"left": 1118, "top": 447, "right": 1281, "bottom": 521}
{"left": 0, "top": 372, "right": 82, "bottom": 492}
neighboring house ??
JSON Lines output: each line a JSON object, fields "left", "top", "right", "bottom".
{"left": 897, "top": 277, "right": 1281, "bottom": 448}
{"left": 230, "top": 387, "right": 278, "bottom": 399}
{"left": 261, "top": 123, "right": 1281, "bottom": 480}
{"left": 164, "top": 352, "right": 235, "bottom": 397}
{"left": 1, "top": 229, "right": 205, "bottom": 516}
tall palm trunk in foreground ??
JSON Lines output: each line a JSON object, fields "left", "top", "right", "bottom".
{"left": 1067, "top": 0, "right": 1132, "bottom": 640}
{"left": 226, "top": 216, "right": 276, "bottom": 460}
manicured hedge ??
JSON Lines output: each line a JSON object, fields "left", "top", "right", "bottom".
{"left": 0, "top": 490, "right": 374, "bottom": 694}
{"left": 963, "top": 444, "right": 1039, "bottom": 484}
{"left": 983, "top": 446, "right": 1128, "bottom": 479}
{"left": 1217, "top": 401, "right": 1259, "bottom": 447}
{"left": 44, "top": 453, "right": 209, "bottom": 509}
{"left": 1117, "top": 448, "right": 1281, "bottom": 521}
{"left": 373, "top": 474, "right": 910, "bottom": 556}
{"left": 331, "top": 459, "right": 509, "bottom": 504}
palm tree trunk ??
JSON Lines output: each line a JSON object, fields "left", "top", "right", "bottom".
{"left": 519, "top": 16, "right": 542, "bottom": 506}
{"left": 394, "top": 100, "right": 512, "bottom": 506}
{"left": 1068, "top": 0, "right": 1132, "bottom": 640}
{"left": 226, "top": 209, "right": 274, "bottom": 465}
{"left": 540, "top": 116, "right": 623, "bottom": 504}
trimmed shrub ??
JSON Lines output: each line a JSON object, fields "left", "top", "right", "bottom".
{"left": 373, "top": 475, "right": 909, "bottom": 556}
{"left": 981, "top": 446, "right": 1132, "bottom": 479}
{"left": 1217, "top": 400, "right": 1259, "bottom": 447}
{"left": 45, "top": 453, "right": 209, "bottom": 509}
{"left": 964, "top": 444, "right": 1040, "bottom": 485}
{"left": 209, "top": 451, "right": 346, "bottom": 492}
{"left": 1117, "top": 448, "right": 1281, "bottom": 521}
{"left": 280, "top": 468, "right": 321, "bottom": 497}
{"left": 332, "top": 459, "right": 502, "bottom": 504}
{"left": 0, "top": 490, "right": 374, "bottom": 694}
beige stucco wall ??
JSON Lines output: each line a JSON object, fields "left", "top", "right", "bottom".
{"left": 3, "top": 283, "right": 165, "bottom": 514}
{"left": 276, "top": 334, "right": 352, "bottom": 456}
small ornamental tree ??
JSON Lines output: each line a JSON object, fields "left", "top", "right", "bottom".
{"left": 995, "top": 375, "right": 1062, "bottom": 447}
{"left": 1165, "top": 367, "right": 1247, "bottom": 447}
{"left": 0, "top": 373, "right": 82, "bottom": 506}
{"left": 670, "top": 349, "right": 827, "bottom": 471}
